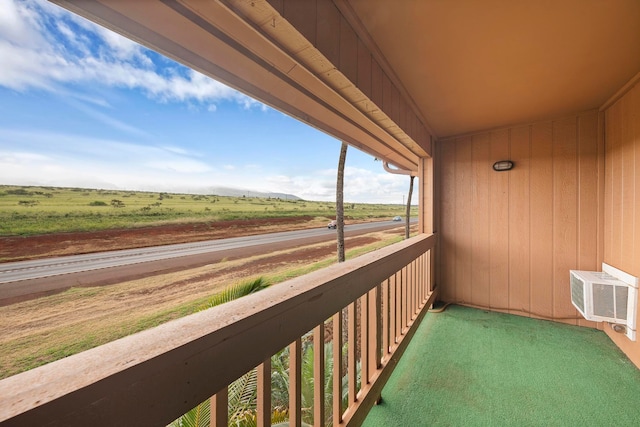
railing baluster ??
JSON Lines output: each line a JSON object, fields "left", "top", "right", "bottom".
{"left": 348, "top": 302, "right": 357, "bottom": 405}
{"left": 1, "top": 235, "right": 437, "bottom": 427}
{"left": 429, "top": 248, "right": 435, "bottom": 293}
{"left": 257, "top": 359, "right": 271, "bottom": 427}
{"left": 369, "top": 287, "right": 379, "bottom": 377}
{"left": 289, "top": 339, "right": 302, "bottom": 427}
{"left": 360, "top": 294, "right": 369, "bottom": 390}
{"left": 393, "top": 272, "right": 400, "bottom": 344}
{"left": 410, "top": 264, "right": 414, "bottom": 321}
{"left": 416, "top": 259, "right": 420, "bottom": 313}
{"left": 396, "top": 270, "right": 404, "bottom": 338}
{"left": 333, "top": 311, "right": 343, "bottom": 426}
{"left": 211, "top": 386, "right": 228, "bottom": 427}
{"left": 313, "top": 324, "right": 325, "bottom": 427}
{"left": 416, "top": 256, "right": 421, "bottom": 307}
{"left": 409, "top": 262, "right": 415, "bottom": 320}
{"left": 420, "top": 253, "right": 425, "bottom": 304}
{"left": 382, "top": 279, "right": 389, "bottom": 358}
{"left": 418, "top": 258, "right": 421, "bottom": 306}
{"left": 403, "top": 266, "right": 408, "bottom": 332}
{"left": 424, "top": 252, "right": 429, "bottom": 303}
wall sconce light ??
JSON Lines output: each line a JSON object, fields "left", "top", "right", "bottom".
{"left": 493, "top": 160, "right": 514, "bottom": 172}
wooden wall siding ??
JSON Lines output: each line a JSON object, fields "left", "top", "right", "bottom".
{"left": 602, "top": 80, "right": 640, "bottom": 366}
{"left": 604, "top": 82, "right": 640, "bottom": 275}
{"left": 268, "top": 0, "right": 431, "bottom": 153}
{"left": 436, "top": 112, "right": 601, "bottom": 323}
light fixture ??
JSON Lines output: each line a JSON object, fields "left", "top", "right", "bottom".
{"left": 493, "top": 160, "right": 514, "bottom": 172}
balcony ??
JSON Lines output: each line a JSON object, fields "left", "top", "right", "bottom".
{"left": 2, "top": 231, "right": 639, "bottom": 426}
{"left": 0, "top": 234, "right": 437, "bottom": 426}
{"left": 3, "top": 2, "right": 640, "bottom": 424}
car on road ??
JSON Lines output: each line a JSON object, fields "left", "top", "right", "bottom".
{"left": 393, "top": 216, "right": 402, "bottom": 221}
{"left": 328, "top": 220, "right": 337, "bottom": 229}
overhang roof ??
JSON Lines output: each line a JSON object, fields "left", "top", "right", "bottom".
{"left": 346, "top": 0, "right": 640, "bottom": 137}
{"left": 53, "top": 0, "right": 640, "bottom": 164}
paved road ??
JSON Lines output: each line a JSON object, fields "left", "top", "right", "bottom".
{"left": 0, "top": 220, "right": 413, "bottom": 304}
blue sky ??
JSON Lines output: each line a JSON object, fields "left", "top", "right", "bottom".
{"left": 0, "top": 0, "right": 411, "bottom": 204}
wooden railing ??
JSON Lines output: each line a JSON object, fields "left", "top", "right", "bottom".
{"left": 0, "top": 234, "right": 436, "bottom": 426}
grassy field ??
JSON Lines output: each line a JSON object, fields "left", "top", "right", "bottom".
{"left": 0, "top": 231, "right": 406, "bottom": 378}
{"left": 0, "top": 185, "right": 414, "bottom": 236}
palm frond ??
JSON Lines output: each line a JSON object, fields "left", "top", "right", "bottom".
{"left": 169, "top": 399, "right": 210, "bottom": 427}
{"left": 203, "top": 277, "right": 270, "bottom": 309}
{"left": 228, "top": 368, "right": 258, "bottom": 423}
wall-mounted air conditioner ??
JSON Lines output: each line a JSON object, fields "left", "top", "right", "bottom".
{"left": 570, "top": 263, "right": 638, "bottom": 341}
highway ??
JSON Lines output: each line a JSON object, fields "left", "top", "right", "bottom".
{"left": 0, "top": 220, "right": 412, "bottom": 286}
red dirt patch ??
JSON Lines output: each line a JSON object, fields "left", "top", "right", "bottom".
{"left": 0, "top": 216, "right": 319, "bottom": 262}
{"left": 172, "top": 236, "right": 378, "bottom": 288}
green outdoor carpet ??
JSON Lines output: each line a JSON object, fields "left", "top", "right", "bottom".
{"left": 363, "top": 305, "right": 640, "bottom": 427}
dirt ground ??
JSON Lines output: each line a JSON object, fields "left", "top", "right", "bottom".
{"left": 0, "top": 218, "right": 409, "bottom": 378}
{"left": 0, "top": 216, "right": 326, "bottom": 262}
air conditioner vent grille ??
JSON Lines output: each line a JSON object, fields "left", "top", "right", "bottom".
{"left": 592, "top": 283, "right": 628, "bottom": 320}
{"left": 570, "top": 274, "right": 585, "bottom": 314}
{"left": 570, "top": 263, "right": 638, "bottom": 341}
{"left": 616, "top": 285, "right": 628, "bottom": 319}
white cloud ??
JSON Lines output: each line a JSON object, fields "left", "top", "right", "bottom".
{"left": 0, "top": 0, "right": 47, "bottom": 49}
{"left": 64, "top": 99, "right": 150, "bottom": 137}
{"left": 0, "top": 128, "right": 411, "bottom": 204}
{"left": 0, "top": 0, "right": 265, "bottom": 110}
{"left": 262, "top": 166, "right": 410, "bottom": 204}
{"left": 0, "top": 0, "right": 412, "bottom": 205}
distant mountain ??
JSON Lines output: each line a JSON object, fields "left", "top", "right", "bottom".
{"left": 1, "top": 183, "right": 302, "bottom": 201}
{"left": 201, "top": 186, "right": 302, "bottom": 200}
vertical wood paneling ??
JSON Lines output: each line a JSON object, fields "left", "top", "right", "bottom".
{"left": 471, "top": 134, "right": 491, "bottom": 307}
{"left": 440, "top": 141, "right": 456, "bottom": 301}
{"left": 315, "top": 0, "right": 340, "bottom": 66}
{"left": 620, "top": 95, "right": 635, "bottom": 273}
{"left": 277, "top": 0, "right": 427, "bottom": 152}
{"left": 455, "top": 137, "right": 473, "bottom": 303}
{"left": 552, "top": 117, "right": 578, "bottom": 321}
{"left": 488, "top": 129, "right": 510, "bottom": 310}
{"left": 436, "top": 112, "right": 601, "bottom": 321}
{"left": 577, "top": 111, "right": 601, "bottom": 329}
{"left": 530, "top": 122, "right": 554, "bottom": 318}
{"left": 356, "top": 38, "right": 371, "bottom": 99}
{"left": 382, "top": 73, "right": 392, "bottom": 122}
{"left": 283, "top": 0, "right": 316, "bottom": 45}
{"left": 391, "top": 85, "right": 400, "bottom": 126}
{"left": 632, "top": 85, "right": 640, "bottom": 280}
{"left": 508, "top": 126, "right": 531, "bottom": 314}
{"left": 339, "top": 16, "right": 357, "bottom": 84}
{"left": 602, "top": 82, "right": 640, "bottom": 367}
{"left": 398, "top": 97, "right": 407, "bottom": 138}
{"left": 370, "top": 59, "right": 383, "bottom": 109}
{"left": 604, "top": 109, "right": 614, "bottom": 263}
{"left": 578, "top": 112, "right": 599, "bottom": 271}
{"left": 409, "top": 114, "right": 417, "bottom": 145}
{"left": 608, "top": 102, "right": 623, "bottom": 265}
